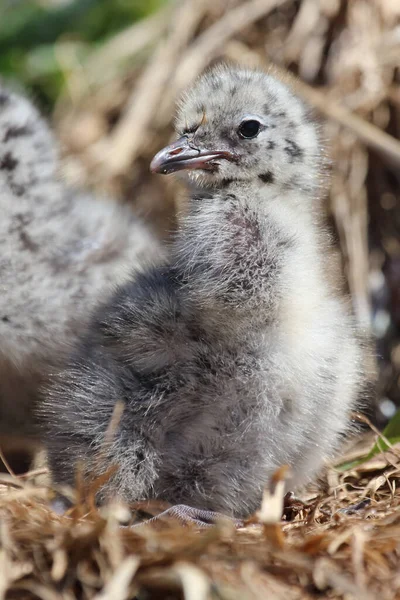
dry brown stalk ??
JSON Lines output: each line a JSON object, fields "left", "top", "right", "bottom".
{"left": 104, "top": 0, "right": 209, "bottom": 179}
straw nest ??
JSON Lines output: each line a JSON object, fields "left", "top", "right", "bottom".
{"left": 1, "top": 435, "right": 400, "bottom": 599}
{"left": 2, "top": 1, "right": 400, "bottom": 598}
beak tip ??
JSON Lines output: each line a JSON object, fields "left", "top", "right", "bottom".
{"left": 149, "top": 156, "right": 162, "bottom": 174}
{"left": 150, "top": 147, "right": 174, "bottom": 175}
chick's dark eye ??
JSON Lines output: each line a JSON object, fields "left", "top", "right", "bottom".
{"left": 238, "top": 119, "right": 261, "bottom": 139}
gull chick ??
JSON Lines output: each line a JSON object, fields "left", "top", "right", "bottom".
{"left": 0, "top": 84, "right": 161, "bottom": 452}
{"left": 41, "top": 66, "right": 366, "bottom": 518}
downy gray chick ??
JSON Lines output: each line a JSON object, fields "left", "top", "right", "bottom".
{"left": 0, "top": 84, "right": 162, "bottom": 452}
{"left": 41, "top": 66, "right": 366, "bottom": 518}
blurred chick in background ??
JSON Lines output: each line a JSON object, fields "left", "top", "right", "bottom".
{"left": 0, "top": 83, "right": 163, "bottom": 466}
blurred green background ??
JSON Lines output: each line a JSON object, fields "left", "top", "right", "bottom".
{"left": 0, "top": 0, "right": 165, "bottom": 109}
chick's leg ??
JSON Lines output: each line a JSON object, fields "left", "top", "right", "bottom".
{"left": 135, "top": 504, "right": 243, "bottom": 528}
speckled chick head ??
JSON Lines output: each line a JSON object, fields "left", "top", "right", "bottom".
{"left": 167, "top": 66, "right": 322, "bottom": 193}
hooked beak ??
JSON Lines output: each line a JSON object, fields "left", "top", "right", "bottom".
{"left": 150, "top": 136, "right": 236, "bottom": 175}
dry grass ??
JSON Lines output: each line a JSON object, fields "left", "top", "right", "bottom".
{"left": 0, "top": 437, "right": 399, "bottom": 599}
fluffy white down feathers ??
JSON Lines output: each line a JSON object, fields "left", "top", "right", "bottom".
{"left": 1, "top": 67, "right": 368, "bottom": 517}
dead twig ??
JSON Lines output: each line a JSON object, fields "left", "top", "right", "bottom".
{"left": 104, "top": 0, "right": 209, "bottom": 178}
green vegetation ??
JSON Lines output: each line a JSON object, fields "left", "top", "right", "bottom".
{"left": 336, "top": 410, "right": 400, "bottom": 471}
{"left": 0, "top": 0, "right": 165, "bottom": 109}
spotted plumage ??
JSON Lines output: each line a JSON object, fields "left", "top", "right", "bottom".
{"left": 0, "top": 83, "right": 162, "bottom": 448}
{"left": 41, "top": 66, "right": 367, "bottom": 518}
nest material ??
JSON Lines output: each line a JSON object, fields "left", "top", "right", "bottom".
{"left": 0, "top": 439, "right": 400, "bottom": 599}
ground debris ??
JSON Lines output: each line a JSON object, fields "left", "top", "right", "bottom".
{"left": 0, "top": 439, "right": 399, "bottom": 599}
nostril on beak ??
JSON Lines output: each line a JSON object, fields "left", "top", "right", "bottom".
{"left": 170, "top": 147, "right": 184, "bottom": 157}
